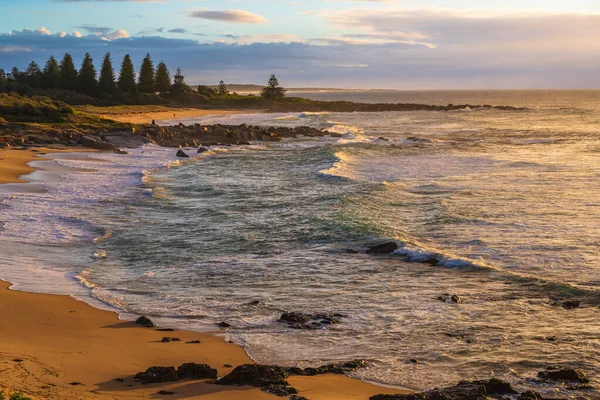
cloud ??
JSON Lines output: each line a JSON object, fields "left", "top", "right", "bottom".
{"left": 189, "top": 9, "right": 268, "bottom": 24}
{"left": 0, "top": 46, "right": 32, "bottom": 53}
{"left": 168, "top": 28, "right": 188, "bottom": 34}
{"left": 220, "top": 33, "right": 302, "bottom": 45}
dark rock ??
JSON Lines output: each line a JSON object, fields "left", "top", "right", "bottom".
{"left": 161, "top": 337, "right": 171, "bottom": 343}
{"left": 215, "top": 364, "right": 289, "bottom": 387}
{"left": 217, "top": 322, "right": 231, "bottom": 328}
{"left": 135, "top": 316, "right": 154, "bottom": 327}
{"left": 171, "top": 338, "right": 181, "bottom": 342}
{"left": 345, "top": 248, "right": 359, "bottom": 254}
{"left": 134, "top": 366, "right": 179, "bottom": 384}
{"left": 279, "top": 312, "right": 343, "bottom": 330}
{"left": 79, "top": 135, "right": 97, "bottom": 147}
{"left": 197, "top": 146, "right": 210, "bottom": 153}
{"left": 538, "top": 367, "right": 589, "bottom": 383}
{"left": 518, "top": 390, "right": 568, "bottom": 400}
{"left": 176, "top": 149, "right": 189, "bottom": 158}
{"left": 247, "top": 300, "right": 264, "bottom": 306}
{"left": 264, "top": 384, "right": 298, "bottom": 396}
{"left": 370, "top": 379, "right": 517, "bottom": 400}
{"left": 224, "top": 364, "right": 233, "bottom": 368}
{"left": 93, "top": 141, "right": 118, "bottom": 152}
{"left": 468, "top": 378, "right": 517, "bottom": 395}
{"left": 377, "top": 137, "right": 390, "bottom": 141}
{"left": 69, "top": 382, "right": 83, "bottom": 386}
{"left": 177, "top": 363, "right": 218, "bottom": 380}
{"left": 561, "top": 300, "right": 580, "bottom": 309}
{"left": 437, "top": 296, "right": 447, "bottom": 302}
{"left": 187, "top": 340, "right": 201, "bottom": 344}
{"left": 290, "top": 396, "right": 309, "bottom": 400}
{"left": 156, "top": 328, "right": 176, "bottom": 332}
{"left": 157, "top": 390, "right": 174, "bottom": 395}
{"left": 451, "top": 295, "right": 462, "bottom": 304}
{"left": 366, "top": 242, "right": 399, "bottom": 254}
{"left": 287, "top": 360, "right": 366, "bottom": 376}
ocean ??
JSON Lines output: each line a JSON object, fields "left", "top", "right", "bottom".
{"left": 1, "top": 90, "right": 599, "bottom": 398}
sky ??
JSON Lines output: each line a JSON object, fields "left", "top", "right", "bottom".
{"left": 0, "top": 0, "right": 599, "bottom": 89}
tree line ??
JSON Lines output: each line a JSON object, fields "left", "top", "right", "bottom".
{"left": 0, "top": 53, "right": 186, "bottom": 98}
{"left": 0, "top": 52, "right": 288, "bottom": 101}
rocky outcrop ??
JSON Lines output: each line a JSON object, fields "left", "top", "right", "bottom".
{"left": 369, "top": 379, "right": 576, "bottom": 400}
{"left": 286, "top": 360, "right": 366, "bottom": 376}
{"left": 279, "top": 312, "right": 344, "bottom": 330}
{"left": 366, "top": 242, "right": 399, "bottom": 254}
{"left": 176, "top": 149, "right": 189, "bottom": 158}
{"left": 135, "top": 366, "right": 179, "bottom": 384}
{"left": 177, "top": 363, "right": 218, "bottom": 380}
{"left": 215, "top": 364, "right": 290, "bottom": 391}
{"left": 537, "top": 367, "right": 589, "bottom": 383}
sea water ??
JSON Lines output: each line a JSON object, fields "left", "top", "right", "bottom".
{"left": 1, "top": 90, "right": 599, "bottom": 397}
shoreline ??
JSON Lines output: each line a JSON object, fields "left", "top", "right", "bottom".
{"left": 0, "top": 147, "right": 410, "bottom": 399}
{"left": 76, "top": 105, "right": 264, "bottom": 125}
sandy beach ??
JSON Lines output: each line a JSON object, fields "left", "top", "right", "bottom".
{"left": 76, "top": 105, "right": 262, "bottom": 125}
{"left": 0, "top": 148, "right": 409, "bottom": 399}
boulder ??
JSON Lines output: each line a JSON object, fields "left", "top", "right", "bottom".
{"left": 93, "top": 142, "right": 118, "bottom": 152}
{"left": 538, "top": 367, "right": 589, "bottom": 383}
{"left": 370, "top": 379, "right": 517, "bottom": 400}
{"left": 366, "top": 242, "right": 399, "bottom": 254}
{"left": 215, "top": 364, "right": 289, "bottom": 387}
{"left": 134, "top": 366, "right": 179, "bottom": 384}
{"left": 177, "top": 363, "right": 218, "bottom": 380}
{"left": 176, "top": 149, "right": 189, "bottom": 158}
{"left": 217, "top": 322, "right": 231, "bottom": 328}
{"left": 197, "top": 147, "right": 210, "bottom": 153}
{"left": 135, "top": 316, "right": 154, "bottom": 327}
{"left": 79, "top": 135, "right": 97, "bottom": 147}
{"left": 287, "top": 360, "right": 366, "bottom": 376}
{"left": 451, "top": 295, "right": 462, "bottom": 304}
{"left": 279, "top": 312, "right": 344, "bottom": 330}
{"left": 561, "top": 300, "right": 580, "bottom": 310}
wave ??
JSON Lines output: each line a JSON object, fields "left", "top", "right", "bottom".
{"left": 299, "top": 112, "right": 331, "bottom": 118}
{"left": 318, "top": 151, "right": 356, "bottom": 180}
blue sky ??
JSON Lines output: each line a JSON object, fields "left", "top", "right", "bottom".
{"left": 1, "top": 0, "right": 600, "bottom": 88}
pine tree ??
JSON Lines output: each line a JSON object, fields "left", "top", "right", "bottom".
{"left": 25, "top": 61, "right": 43, "bottom": 88}
{"left": 118, "top": 54, "right": 137, "bottom": 92}
{"left": 43, "top": 56, "right": 61, "bottom": 89}
{"left": 138, "top": 53, "right": 155, "bottom": 93}
{"left": 260, "top": 74, "right": 286, "bottom": 99}
{"left": 217, "top": 80, "right": 229, "bottom": 95}
{"left": 26, "top": 61, "right": 41, "bottom": 77}
{"left": 98, "top": 53, "right": 116, "bottom": 94}
{"left": 11, "top": 67, "right": 24, "bottom": 83}
{"left": 155, "top": 61, "right": 171, "bottom": 93}
{"left": 0, "top": 69, "right": 7, "bottom": 91}
{"left": 78, "top": 53, "right": 98, "bottom": 96}
{"left": 59, "top": 53, "right": 78, "bottom": 91}
{"left": 173, "top": 67, "right": 185, "bottom": 85}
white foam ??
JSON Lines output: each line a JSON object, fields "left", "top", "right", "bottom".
{"left": 0, "top": 145, "right": 197, "bottom": 298}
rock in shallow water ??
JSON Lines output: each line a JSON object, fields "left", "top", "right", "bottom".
{"left": 370, "top": 379, "right": 518, "bottom": 400}
{"left": 538, "top": 367, "right": 589, "bottom": 383}
{"left": 279, "top": 311, "right": 344, "bottom": 330}
{"left": 366, "top": 242, "right": 399, "bottom": 254}
{"left": 176, "top": 149, "right": 189, "bottom": 158}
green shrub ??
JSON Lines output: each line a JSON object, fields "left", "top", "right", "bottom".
{"left": 0, "top": 92, "right": 74, "bottom": 122}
